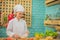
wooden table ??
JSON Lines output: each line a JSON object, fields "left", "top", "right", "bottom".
{"left": 0, "top": 38, "right": 60, "bottom": 40}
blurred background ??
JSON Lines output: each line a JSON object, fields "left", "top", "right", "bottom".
{"left": 0, "top": 0, "right": 60, "bottom": 39}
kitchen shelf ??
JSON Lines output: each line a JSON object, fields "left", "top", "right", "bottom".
{"left": 44, "top": 20, "right": 60, "bottom": 31}
{"left": 45, "top": 0, "right": 60, "bottom": 6}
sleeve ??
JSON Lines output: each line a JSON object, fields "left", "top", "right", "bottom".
{"left": 6, "top": 21, "right": 15, "bottom": 37}
{"left": 21, "top": 21, "right": 29, "bottom": 38}
{"left": 24, "top": 21, "right": 28, "bottom": 32}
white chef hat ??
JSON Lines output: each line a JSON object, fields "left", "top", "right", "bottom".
{"left": 13, "top": 4, "right": 25, "bottom": 14}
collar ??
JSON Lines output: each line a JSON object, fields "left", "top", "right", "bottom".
{"left": 15, "top": 17, "right": 22, "bottom": 22}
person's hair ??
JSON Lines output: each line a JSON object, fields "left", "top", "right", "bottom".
{"left": 14, "top": 13, "right": 16, "bottom": 17}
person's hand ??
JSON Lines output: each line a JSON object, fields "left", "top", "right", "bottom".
{"left": 13, "top": 34, "right": 20, "bottom": 38}
{"left": 21, "top": 31, "right": 29, "bottom": 38}
{"left": 25, "top": 31, "right": 29, "bottom": 35}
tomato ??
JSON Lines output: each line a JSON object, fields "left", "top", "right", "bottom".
{"left": 6, "top": 37, "right": 13, "bottom": 40}
{"left": 29, "top": 38, "right": 34, "bottom": 40}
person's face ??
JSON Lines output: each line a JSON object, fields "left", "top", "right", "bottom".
{"left": 16, "top": 11, "right": 24, "bottom": 19}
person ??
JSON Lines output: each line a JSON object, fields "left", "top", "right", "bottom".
{"left": 8, "top": 10, "right": 14, "bottom": 21}
{"left": 5, "top": 11, "right": 14, "bottom": 28}
{"left": 6, "top": 4, "right": 29, "bottom": 38}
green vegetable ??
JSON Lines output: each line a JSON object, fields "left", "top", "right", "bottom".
{"left": 45, "top": 30, "right": 58, "bottom": 38}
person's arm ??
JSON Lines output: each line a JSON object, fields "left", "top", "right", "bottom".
{"left": 6, "top": 20, "right": 20, "bottom": 38}
{"left": 6, "top": 21, "right": 14, "bottom": 37}
{"left": 24, "top": 22, "right": 29, "bottom": 34}
{"left": 23, "top": 21, "right": 29, "bottom": 37}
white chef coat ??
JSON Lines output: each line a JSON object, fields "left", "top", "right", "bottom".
{"left": 6, "top": 17, "right": 28, "bottom": 38}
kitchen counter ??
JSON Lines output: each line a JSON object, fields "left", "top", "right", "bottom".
{"left": 0, "top": 38, "right": 60, "bottom": 40}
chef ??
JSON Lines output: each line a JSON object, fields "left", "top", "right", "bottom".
{"left": 6, "top": 4, "right": 29, "bottom": 38}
